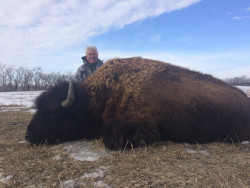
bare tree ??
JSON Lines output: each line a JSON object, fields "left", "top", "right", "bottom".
{"left": 50, "top": 72, "right": 61, "bottom": 86}
{"left": 225, "top": 75, "right": 250, "bottom": 86}
{"left": 0, "top": 63, "right": 8, "bottom": 91}
{"left": 13, "top": 67, "right": 25, "bottom": 91}
{"left": 0, "top": 62, "right": 77, "bottom": 91}
{"left": 6, "top": 65, "right": 15, "bottom": 91}
{"left": 58, "top": 71, "right": 75, "bottom": 82}
{"left": 39, "top": 73, "right": 53, "bottom": 89}
{"left": 20, "top": 68, "right": 34, "bottom": 91}
{"left": 32, "top": 67, "right": 43, "bottom": 90}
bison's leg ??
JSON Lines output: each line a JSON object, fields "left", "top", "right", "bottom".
{"left": 103, "top": 121, "right": 160, "bottom": 150}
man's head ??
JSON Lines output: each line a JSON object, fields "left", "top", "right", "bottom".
{"left": 86, "top": 46, "right": 98, "bottom": 64}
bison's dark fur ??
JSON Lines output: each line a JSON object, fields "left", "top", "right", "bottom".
{"left": 25, "top": 57, "right": 250, "bottom": 150}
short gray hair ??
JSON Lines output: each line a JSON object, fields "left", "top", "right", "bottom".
{"left": 85, "top": 46, "right": 98, "bottom": 55}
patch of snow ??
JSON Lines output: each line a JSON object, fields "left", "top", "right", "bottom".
{"left": 241, "top": 141, "right": 250, "bottom": 145}
{"left": 0, "top": 91, "right": 43, "bottom": 107}
{"left": 0, "top": 90, "right": 44, "bottom": 112}
{"left": 27, "top": 109, "right": 37, "bottom": 114}
{"left": 62, "top": 141, "right": 110, "bottom": 162}
{"left": 81, "top": 166, "right": 109, "bottom": 179}
{"left": 236, "top": 86, "right": 250, "bottom": 92}
{"left": 61, "top": 179, "right": 75, "bottom": 188}
{"left": 81, "top": 170, "right": 104, "bottom": 179}
{"left": 17, "top": 140, "right": 27, "bottom": 144}
{"left": 236, "top": 86, "right": 250, "bottom": 96}
{"left": 94, "top": 181, "right": 111, "bottom": 188}
{"left": 0, "top": 175, "right": 13, "bottom": 183}
{"left": 54, "top": 141, "right": 112, "bottom": 187}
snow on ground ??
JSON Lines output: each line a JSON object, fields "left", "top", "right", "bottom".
{"left": 0, "top": 90, "right": 44, "bottom": 113}
{"left": 0, "top": 174, "right": 13, "bottom": 184}
{"left": 62, "top": 141, "right": 110, "bottom": 162}
{"left": 0, "top": 90, "right": 43, "bottom": 107}
{"left": 236, "top": 86, "right": 250, "bottom": 96}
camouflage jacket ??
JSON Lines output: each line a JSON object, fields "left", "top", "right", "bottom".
{"left": 75, "top": 56, "right": 103, "bottom": 82}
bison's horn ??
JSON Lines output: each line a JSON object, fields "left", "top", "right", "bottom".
{"left": 61, "top": 80, "right": 75, "bottom": 108}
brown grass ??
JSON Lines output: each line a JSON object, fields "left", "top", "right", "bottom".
{"left": 0, "top": 106, "right": 250, "bottom": 187}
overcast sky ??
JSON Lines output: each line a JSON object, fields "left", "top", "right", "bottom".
{"left": 0, "top": 0, "right": 250, "bottom": 79}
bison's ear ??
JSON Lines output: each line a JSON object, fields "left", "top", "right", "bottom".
{"left": 61, "top": 80, "right": 75, "bottom": 108}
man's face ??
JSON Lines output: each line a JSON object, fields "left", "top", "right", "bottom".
{"left": 86, "top": 49, "right": 98, "bottom": 64}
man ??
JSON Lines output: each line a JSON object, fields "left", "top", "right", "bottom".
{"left": 75, "top": 46, "right": 103, "bottom": 82}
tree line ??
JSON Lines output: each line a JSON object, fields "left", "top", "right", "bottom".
{"left": 224, "top": 75, "right": 250, "bottom": 86}
{"left": 0, "top": 63, "right": 74, "bottom": 92}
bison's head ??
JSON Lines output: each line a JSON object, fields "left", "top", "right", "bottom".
{"left": 25, "top": 81, "right": 93, "bottom": 145}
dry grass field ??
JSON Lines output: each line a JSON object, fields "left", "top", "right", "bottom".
{"left": 0, "top": 87, "right": 250, "bottom": 187}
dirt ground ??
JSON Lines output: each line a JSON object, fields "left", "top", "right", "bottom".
{"left": 0, "top": 107, "right": 250, "bottom": 188}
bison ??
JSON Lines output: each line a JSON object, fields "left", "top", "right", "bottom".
{"left": 25, "top": 57, "right": 250, "bottom": 150}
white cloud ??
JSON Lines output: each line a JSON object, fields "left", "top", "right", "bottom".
{"left": 0, "top": 0, "right": 200, "bottom": 67}
{"left": 245, "top": 7, "right": 250, "bottom": 11}
{"left": 233, "top": 16, "right": 243, "bottom": 20}
{"left": 233, "top": 16, "right": 250, "bottom": 20}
